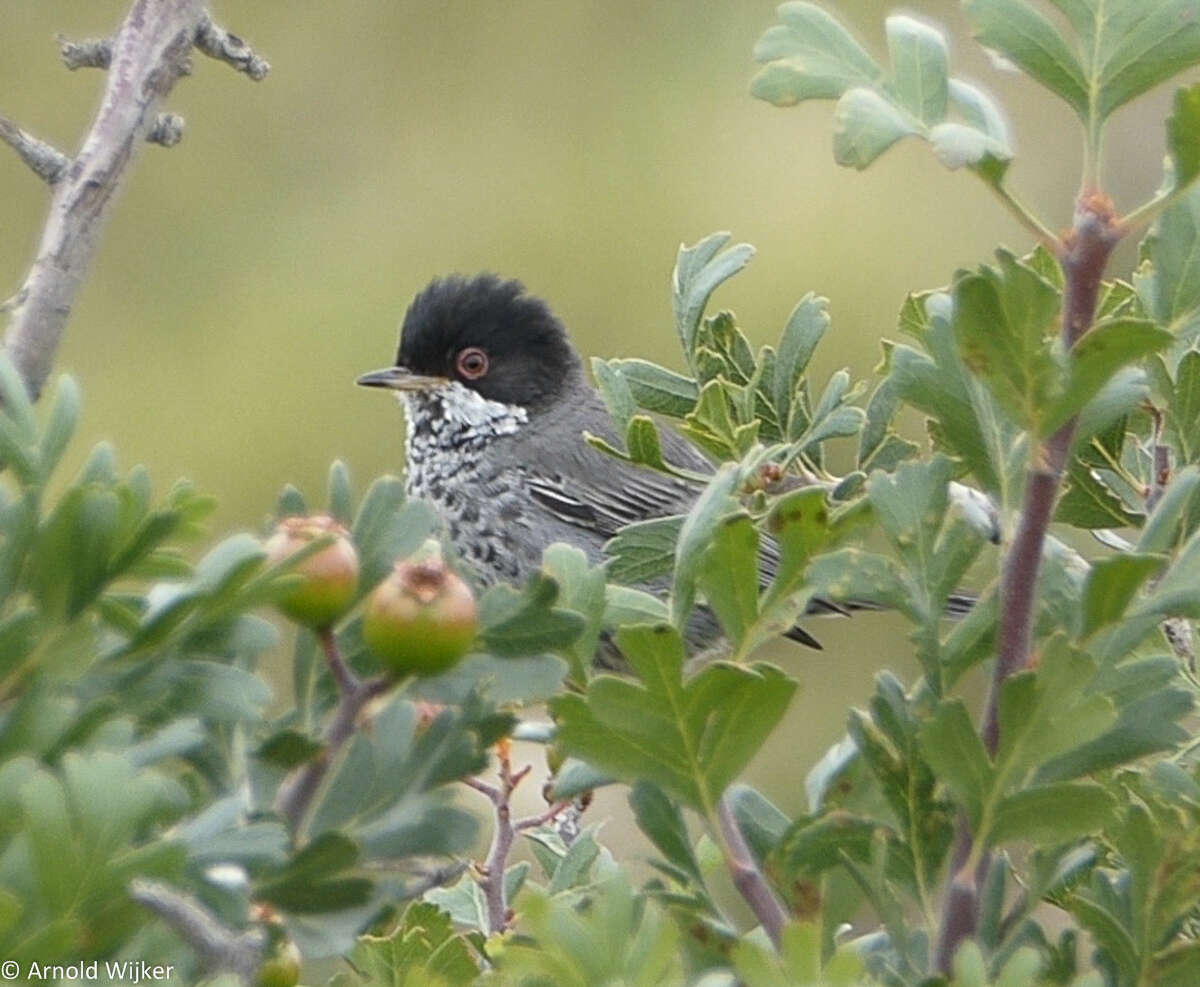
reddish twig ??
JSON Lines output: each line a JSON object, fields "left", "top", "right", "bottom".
{"left": 717, "top": 792, "right": 787, "bottom": 949}
{"left": 464, "top": 744, "right": 565, "bottom": 935}
{"left": 935, "top": 196, "right": 1119, "bottom": 974}
{"left": 275, "top": 630, "right": 390, "bottom": 836}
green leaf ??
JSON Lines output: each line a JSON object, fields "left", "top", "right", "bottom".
{"left": 994, "top": 640, "right": 1116, "bottom": 785}
{"left": 773, "top": 294, "right": 830, "bottom": 432}
{"left": 542, "top": 544, "right": 607, "bottom": 683}
{"left": 671, "top": 463, "right": 741, "bottom": 627}
{"left": 673, "top": 234, "right": 755, "bottom": 361}
{"left": 603, "top": 359, "right": 699, "bottom": 419}
{"left": 1139, "top": 181, "right": 1200, "bottom": 344}
{"left": 491, "top": 875, "right": 682, "bottom": 987}
{"left": 794, "top": 370, "right": 865, "bottom": 449}
{"left": 886, "top": 15, "right": 948, "bottom": 125}
{"left": 327, "top": 459, "right": 353, "bottom": 524}
{"left": 947, "top": 78, "right": 1012, "bottom": 149}
{"left": 549, "top": 757, "right": 616, "bottom": 801}
{"left": 630, "top": 781, "right": 704, "bottom": 884}
{"left": 591, "top": 357, "right": 637, "bottom": 433}
{"left": 696, "top": 514, "right": 760, "bottom": 651}
{"left": 305, "top": 695, "right": 498, "bottom": 854}
{"left": 604, "top": 515, "right": 683, "bottom": 584}
{"left": 344, "top": 901, "right": 480, "bottom": 985}
{"left": 989, "top": 782, "right": 1115, "bottom": 846}
{"left": 963, "top": 0, "right": 1088, "bottom": 116}
{"left": 1078, "top": 553, "right": 1165, "bottom": 639}
{"left": 728, "top": 783, "right": 792, "bottom": 862}
{"left": 952, "top": 251, "right": 1062, "bottom": 431}
{"left": 551, "top": 624, "right": 797, "bottom": 813}
{"left": 38, "top": 375, "right": 80, "bottom": 482}
{"left": 603, "top": 584, "right": 669, "bottom": 628}
{"left": 478, "top": 574, "right": 586, "bottom": 658}
{"left": 770, "top": 810, "right": 878, "bottom": 879}
{"left": 929, "top": 122, "right": 1011, "bottom": 178}
{"left": 886, "top": 290, "right": 1018, "bottom": 495}
{"left": 1137, "top": 465, "right": 1200, "bottom": 551}
{"left": 256, "top": 832, "right": 372, "bottom": 914}
{"left": 411, "top": 653, "right": 567, "bottom": 706}
{"left": 625, "top": 416, "right": 669, "bottom": 470}
{"left": 918, "top": 700, "right": 993, "bottom": 826}
{"left": 750, "top": 2, "right": 883, "bottom": 104}
{"left": 1165, "top": 350, "right": 1200, "bottom": 462}
{"left": 30, "top": 485, "right": 121, "bottom": 618}
{"left": 1044, "top": 318, "right": 1173, "bottom": 433}
{"left": 352, "top": 484, "right": 438, "bottom": 599}
{"left": 1168, "top": 81, "right": 1200, "bottom": 190}
{"left": 832, "top": 87, "right": 921, "bottom": 169}
{"left": 256, "top": 730, "right": 324, "bottom": 769}
{"left": 1056, "top": 462, "right": 1143, "bottom": 529}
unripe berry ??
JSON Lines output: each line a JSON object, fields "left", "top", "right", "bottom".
{"left": 264, "top": 515, "right": 359, "bottom": 629}
{"left": 255, "top": 941, "right": 301, "bottom": 987}
{"left": 364, "top": 557, "right": 477, "bottom": 677}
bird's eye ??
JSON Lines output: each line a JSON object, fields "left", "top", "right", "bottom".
{"left": 456, "top": 347, "right": 489, "bottom": 380}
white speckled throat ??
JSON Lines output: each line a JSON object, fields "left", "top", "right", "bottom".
{"left": 399, "top": 380, "right": 529, "bottom": 449}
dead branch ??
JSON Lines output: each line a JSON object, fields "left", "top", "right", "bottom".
{"left": 2, "top": 2, "right": 269, "bottom": 401}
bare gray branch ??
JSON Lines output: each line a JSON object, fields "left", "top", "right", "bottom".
{"left": 195, "top": 12, "right": 270, "bottom": 80}
{"left": 4, "top": 0, "right": 267, "bottom": 400}
{"left": 130, "top": 879, "right": 265, "bottom": 984}
{"left": 0, "top": 117, "right": 69, "bottom": 184}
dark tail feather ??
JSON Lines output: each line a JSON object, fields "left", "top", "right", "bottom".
{"left": 787, "top": 591, "right": 979, "bottom": 650}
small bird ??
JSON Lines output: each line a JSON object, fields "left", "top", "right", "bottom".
{"left": 357, "top": 274, "right": 967, "bottom": 653}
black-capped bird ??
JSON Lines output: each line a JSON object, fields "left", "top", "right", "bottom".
{"left": 357, "top": 274, "right": 971, "bottom": 654}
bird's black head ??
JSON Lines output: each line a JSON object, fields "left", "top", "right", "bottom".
{"left": 363, "top": 274, "right": 582, "bottom": 414}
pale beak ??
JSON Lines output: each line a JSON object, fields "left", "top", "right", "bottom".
{"left": 355, "top": 366, "right": 449, "bottom": 392}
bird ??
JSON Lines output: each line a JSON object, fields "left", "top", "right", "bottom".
{"left": 356, "top": 273, "right": 974, "bottom": 654}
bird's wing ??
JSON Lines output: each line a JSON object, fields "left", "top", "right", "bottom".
{"left": 511, "top": 388, "right": 977, "bottom": 647}
{"left": 517, "top": 391, "right": 710, "bottom": 538}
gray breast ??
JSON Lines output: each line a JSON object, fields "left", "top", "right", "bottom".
{"left": 401, "top": 385, "right": 547, "bottom": 585}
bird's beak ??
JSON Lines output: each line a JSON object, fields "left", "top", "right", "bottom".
{"left": 355, "top": 366, "right": 449, "bottom": 392}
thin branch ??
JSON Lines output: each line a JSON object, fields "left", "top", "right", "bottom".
{"left": 982, "top": 205, "right": 1117, "bottom": 753}
{"left": 464, "top": 744, "right": 563, "bottom": 935}
{"left": 129, "top": 879, "right": 265, "bottom": 984}
{"left": 397, "top": 859, "right": 471, "bottom": 900}
{"left": 0, "top": 117, "right": 69, "bottom": 184}
{"left": 1117, "top": 174, "right": 1200, "bottom": 238}
{"left": 935, "top": 193, "right": 1120, "bottom": 974}
{"left": 716, "top": 793, "right": 787, "bottom": 949}
{"left": 4, "top": 1, "right": 268, "bottom": 401}
{"left": 932, "top": 848, "right": 980, "bottom": 974}
{"left": 318, "top": 626, "right": 358, "bottom": 694}
{"left": 194, "top": 12, "right": 270, "bottom": 80}
{"left": 515, "top": 800, "right": 571, "bottom": 833}
{"left": 275, "top": 630, "right": 391, "bottom": 834}
{"left": 986, "top": 180, "right": 1063, "bottom": 252}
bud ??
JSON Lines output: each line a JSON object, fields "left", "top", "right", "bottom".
{"left": 364, "top": 556, "right": 477, "bottom": 677}
{"left": 264, "top": 515, "right": 359, "bottom": 629}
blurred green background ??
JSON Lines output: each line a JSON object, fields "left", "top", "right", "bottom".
{"left": 0, "top": 1, "right": 1185, "bottom": 819}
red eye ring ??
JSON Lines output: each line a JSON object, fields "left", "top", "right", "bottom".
{"left": 456, "top": 347, "right": 489, "bottom": 380}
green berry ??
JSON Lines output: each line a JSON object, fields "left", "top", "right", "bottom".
{"left": 364, "top": 558, "right": 477, "bottom": 677}
{"left": 264, "top": 515, "right": 359, "bottom": 629}
{"left": 255, "top": 941, "right": 301, "bottom": 987}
